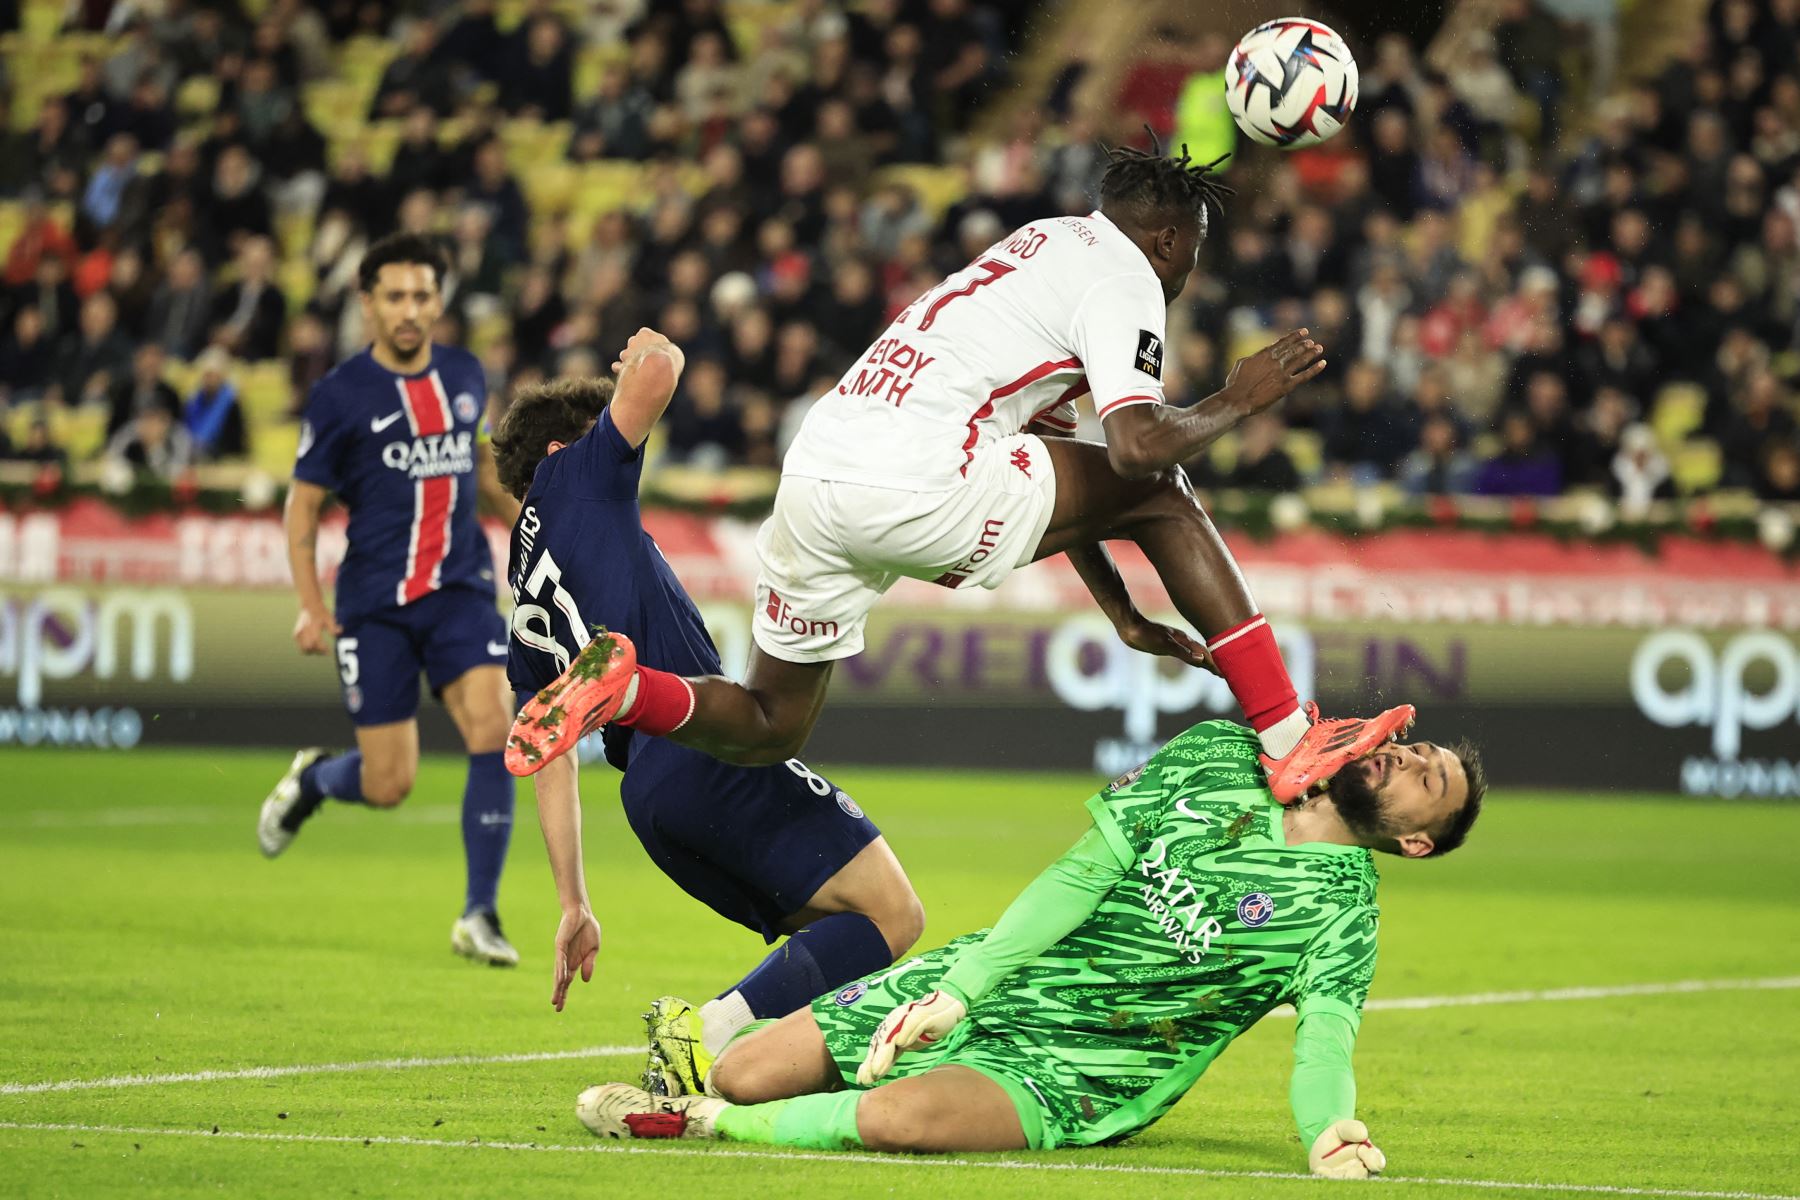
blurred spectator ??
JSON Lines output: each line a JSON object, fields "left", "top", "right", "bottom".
{"left": 80, "top": 133, "right": 143, "bottom": 233}
{"left": 371, "top": 18, "right": 456, "bottom": 117}
{"left": 200, "top": 145, "right": 274, "bottom": 265}
{"left": 3, "top": 194, "right": 77, "bottom": 288}
{"left": 288, "top": 311, "right": 335, "bottom": 405}
{"left": 209, "top": 237, "right": 286, "bottom": 360}
{"left": 501, "top": 12, "right": 575, "bottom": 120}
{"left": 665, "top": 358, "right": 745, "bottom": 467}
{"left": 1474, "top": 410, "right": 1563, "bottom": 496}
{"left": 0, "top": 306, "right": 54, "bottom": 404}
{"left": 1611, "top": 423, "right": 1674, "bottom": 513}
{"left": 103, "top": 403, "right": 193, "bottom": 479}
{"left": 572, "top": 65, "right": 653, "bottom": 161}
{"left": 54, "top": 290, "right": 133, "bottom": 407}
{"left": 1757, "top": 441, "right": 1800, "bottom": 502}
{"left": 183, "top": 348, "right": 248, "bottom": 460}
{"left": 1223, "top": 412, "right": 1301, "bottom": 492}
{"left": 1400, "top": 414, "right": 1477, "bottom": 495}
{"left": 106, "top": 341, "right": 180, "bottom": 436}
{"left": 1325, "top": 360, "right": 1412, "bottom": 481}
{"left": 0, "top": 419, "right": 66, "bottom": 466}
{"left": 466, "top": 139, "right": 530, "bottom": 266}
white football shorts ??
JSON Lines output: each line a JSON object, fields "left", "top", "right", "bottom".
{"left": 752, "top": 432, "right": 1058, "bottom": 663}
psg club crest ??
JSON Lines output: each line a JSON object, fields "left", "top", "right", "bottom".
{"left": 835, "top": 790, "right": 864, "bottom": 818}
{"left": 453, "top": 392, "right": 481, "bottom": 424}
{"left": 834, "top": 982, "right": 867, "bottom": 1006}
{"left": 1237, "top": 892, "right": 1275, "bottom": 928}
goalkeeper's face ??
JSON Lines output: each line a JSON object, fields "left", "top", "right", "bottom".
{"left": 1330, "top": 741, "right": 1472, "bottom": 859}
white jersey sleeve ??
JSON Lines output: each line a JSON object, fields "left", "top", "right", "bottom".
{"left": 1068, "top": 272, "right": 1168, "bottom": 420}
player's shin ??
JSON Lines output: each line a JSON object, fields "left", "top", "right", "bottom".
{"left": 292, "top": 751, "right": 367, "bottom": 826}
{"left": 1205, "top": 615, "right": 1308, "bottom": 758}
{"left": 714, "top": 1090, "right": 865, "bottom": 1150}
{"left": 461, "top": 750, "right": 514, "bottom": 915}
{"left": 706, "top": 913, "right": 894, "bottom": 1056}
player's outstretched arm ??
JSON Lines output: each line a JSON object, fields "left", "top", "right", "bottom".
{"left": 534, "top": 752, "right": 601, "bottom": 1011}
{"left": 284, "top": 480, "right": 340, "bottom": 654}
{"left": 608, "top": 327, "right": 687, "bottom": 449}
{"left": 1101, "top": 330, "right": 1325, "bottom": 479}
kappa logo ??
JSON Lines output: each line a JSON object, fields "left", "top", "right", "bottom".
{"left": 1237, "top": 892, "right": 1276, "bottom": 928}
{"left": 1010, "top": 446, "right": 1032, "bottom": 477}
{"left": 370, "top": 411, "right": 406, "bottom": 433}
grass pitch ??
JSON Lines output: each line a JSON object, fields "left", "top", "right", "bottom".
{"left": 0, "top": 748, "right": 1795, "bottom": 1200}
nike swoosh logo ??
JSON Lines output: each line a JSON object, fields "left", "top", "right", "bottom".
{"left": 487, "top": 641, "right": 509, "bottom": 657}
{"left": 370, "top": 411, "right": 406, "bottom": 433}
{"left": 1174, "top": 796, "right": 1211, "bottom": 823}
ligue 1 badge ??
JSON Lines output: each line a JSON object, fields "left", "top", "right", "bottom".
{"left": 834, "top": 982, "right": 867, "bottom": 1006}
{"left": 1238, "top": 892, "right": 1275, "bottom": 928}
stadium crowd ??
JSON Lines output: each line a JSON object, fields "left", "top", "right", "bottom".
{"left": 0, "top": 0, "right": 1795, "bottom": 509}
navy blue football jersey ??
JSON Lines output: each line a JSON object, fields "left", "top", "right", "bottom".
{"left": 294, "top": 346, "right": 495, "bottom": 623}
{"left": 506, "top": 406, "right": 722, "bottom": 766}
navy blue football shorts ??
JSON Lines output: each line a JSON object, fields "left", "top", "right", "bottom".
{"left": 334, "top": 585, "right": 508, "bottom": 727}
{"left": 618, "top": 737, "right": 882, "bottom": 941}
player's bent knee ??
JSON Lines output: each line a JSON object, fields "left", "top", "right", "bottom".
{"left": 362, "top": 774, "right": 413, "bottom": 807}
{"left": 706, "top": 1042, "right": 782, "bottom": 1105}
{"left": 878, "top": 891, "right": 926, "bottom": 958}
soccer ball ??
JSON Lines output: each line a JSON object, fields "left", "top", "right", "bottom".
{"left": 1224, "top": 17, "right": 1359, "bottom": 149}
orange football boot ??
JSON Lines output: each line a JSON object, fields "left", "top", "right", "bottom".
{"left": 504, "top": 630, "right": 639, "bottom": 777}
{"left": 1261, "top": 700, "right": 1417, "bottom": 804}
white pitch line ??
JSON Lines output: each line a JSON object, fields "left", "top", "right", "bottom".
{"left": 4, "top": 976, "right": 1797, "bottom": 1098}
{"left": 0, "top": 1121, "right": 1790, "bottom": 1200}
{"left": 0, "top": 1046, "right": 642, "bottom": 1097}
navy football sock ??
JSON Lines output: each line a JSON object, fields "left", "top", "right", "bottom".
{"left": 284, "top": 751, "right": 366, "bottom": 831}
{"left": 461, "top": 751, "right": 515, "bottom": 916}
{"left": 725, "top": 913, "right": 895, "bottom": 1023}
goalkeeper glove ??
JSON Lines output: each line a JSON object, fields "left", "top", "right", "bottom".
{"left": 855, "top": 990, "right": 967, "bottom": 1086}
{"left": 1309, "top": 1118, "right": 1386, "bottom": 1179}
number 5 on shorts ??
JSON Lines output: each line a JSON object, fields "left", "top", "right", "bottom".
{"left": 336, "top": 637, "right": 360, "bottom": 686}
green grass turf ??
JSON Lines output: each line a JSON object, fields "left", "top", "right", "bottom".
{"left": 0, "top": 748, "right": 1796, "bottom": 1199}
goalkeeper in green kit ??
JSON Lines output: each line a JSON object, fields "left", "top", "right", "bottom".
{"left": 578, "top": 720, "right": 1485, "bottom": 1178}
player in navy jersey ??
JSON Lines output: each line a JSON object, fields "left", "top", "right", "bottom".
{"left": 258, "top": 233, "right": 526, "bottom": 967}
{"left": 490, "top": 328, "right": 923, "bottom": 1096}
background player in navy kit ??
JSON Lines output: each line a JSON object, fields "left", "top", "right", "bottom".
{"left": 490, "top": 328, "right": 923, "bottom": 1095}
{"left": 258, "top": 233, "right": 526, "bottom": 967}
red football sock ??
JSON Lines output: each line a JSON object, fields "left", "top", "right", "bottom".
{"left": 615, "top": 666, "right": 697, "bottom": 737}
{"left": 1206, "top": 614, "right": 1301, "bottom": 731}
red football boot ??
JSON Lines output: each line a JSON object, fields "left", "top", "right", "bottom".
{"left": 1260, "top": 701, "right": 1416, "bottom": 804}
{"left": 504, "top": 630, "right": 638, "bottom": 777}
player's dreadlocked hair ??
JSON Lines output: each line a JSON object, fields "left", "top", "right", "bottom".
{"left": 1098, "top": 129, "right": 1235, "bottom": 237}
{"left": 491, "top": 377, "right": 615, "bottom": 500}
{"left": 1427, "top": 739, "right": 1488, "bottom": 858}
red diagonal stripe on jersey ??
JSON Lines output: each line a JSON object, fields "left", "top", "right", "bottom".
{"left": 398, "top": 373, "right": 454, "bottom": 606}
{"left": 989, "top": 356, "right": 1082, "bottom": 402}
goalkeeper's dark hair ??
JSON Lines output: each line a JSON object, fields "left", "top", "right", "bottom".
{"left": 1098, "top": 129, "right": 1235, "bottom": 237}
{"left": 1429, "top": 739, "right": 1487, "bottom": 858}
{"left": 491, "top": 377, "right": 614, "bottom": 500}
{"left": 358, "top": 231, "right": 448, "bottom": 294}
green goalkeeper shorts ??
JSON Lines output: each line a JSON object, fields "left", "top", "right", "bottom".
{"left": 809, "top": 944, "right": 1105, "bottom": 1150}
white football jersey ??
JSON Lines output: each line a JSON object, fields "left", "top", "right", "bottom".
{"left": 782, "top": 210, "right": 1169, "bottom": 488}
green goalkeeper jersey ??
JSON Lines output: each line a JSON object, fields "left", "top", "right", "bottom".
{"left": 934, "top": 719, "right": 1379, "bottom": 1143}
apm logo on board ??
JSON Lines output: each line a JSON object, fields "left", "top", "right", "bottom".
{"left": 1631, "top": 631, "right": 1800, "bottom": 797}
{"left": 0, "top": 589, "right": 195, "bottom": 748}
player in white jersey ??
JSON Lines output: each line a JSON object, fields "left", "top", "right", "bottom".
{"left": 506, "top": 142, "right": 1413, "bottom": 802}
